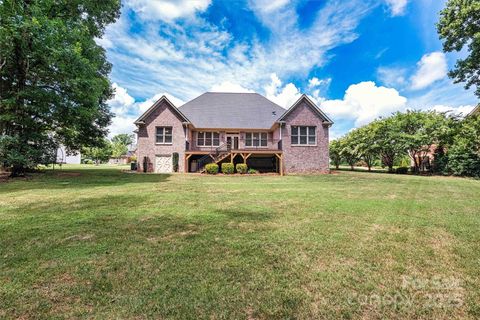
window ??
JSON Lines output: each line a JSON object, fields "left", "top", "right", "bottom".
{"left": 245, "top": 132, "right": 268, "bottom": 147}
{"left": 156, "top": 127, "right": 173, "bottom": 144}
{"left": 291, "top": 126, "right": 316, "bottom": 145}
{"left": 197, "top": 132, "right": 220, "bottom": 147}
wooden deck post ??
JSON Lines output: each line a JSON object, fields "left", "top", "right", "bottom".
{"left": 184, "top": 154, "right": 192, "bottom": 173}
{"left": 275, "top": 153, "right": 283, "bottom": 176}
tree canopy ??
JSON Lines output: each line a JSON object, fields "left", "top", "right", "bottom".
{"left": 0, "top": 0, "right": 120, "bottom": 175}
{"left": 329, "top": 110, "right": 477, "bottom": 176}
{"left": 438, "top": 0, "right": 480, "bottom": 98}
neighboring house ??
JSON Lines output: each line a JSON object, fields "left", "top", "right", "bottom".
{"left": 108, "top": 149, "right": 136, "bottom": 165}
{"left": 468, "top": 104, "right": 479, "bottom": 117}
{"left": 56, "top": 145, "right": 81, "bottom": 164}
{"left": 134, "top": 92, "right": 333, "bottom": 174}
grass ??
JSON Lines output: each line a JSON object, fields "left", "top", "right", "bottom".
{"left": 0, "top": 165, "right": 479, "bottom": 319}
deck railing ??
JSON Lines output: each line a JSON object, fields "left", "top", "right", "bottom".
{"left": 187, "top": 138, "right": 282, "bottom": 151}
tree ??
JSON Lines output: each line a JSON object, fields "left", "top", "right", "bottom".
{"left": 110, "top": 133, "right": 133, "bottom": 160}
{"left": 0, "top": 0, "right": 120, "bottom": 176}
{"left": 111, "top": 141, "right": 128, "bottom": 160}
{"left": 329, "top": 139, "right": 342, "bottom": 169}
{"left": 393, "top": 111, "right": 453, "bottom": 173}
{"left": 111, "top": 134, "right": 134, "bottom": 147}
{"left": 371, "top": 118, "right": 404, "bottom": 173}
{"left": 339, "top": 136, "right": 359, "bottom": 170}
{"left": 448, "top": 115, "right": 480, "bottom": 177}
{"left": 438, "top": 0, "right": 480, "bottom": 98}
{"left": 82, "top": 139, "right": 112, "bottom": 165}
{"left": 351, "top": 125, "right": 379, "bottom": 171}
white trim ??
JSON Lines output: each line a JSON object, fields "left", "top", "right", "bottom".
{"left": 291, "top": 125, "right": 317, "bottom": 146}
{"left": 245, "top": 132, "right": 268, "bottom": 148}
{"left": 196, "top": 131, "right": 220, "bottom": 147}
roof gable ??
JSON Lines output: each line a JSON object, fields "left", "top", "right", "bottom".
{"left": 278, "top": 94, "right": 333, "bottom": 125}
{"left": 468, "top": 104, "right": 480, "bottom": 116}
{"left": 134, "top": 95, "right": 190, "bottom": 125}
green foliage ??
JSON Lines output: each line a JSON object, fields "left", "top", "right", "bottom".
{"left": 129, "top": 155, "right": 137, "bottom": 163}
{"left": 391, "top": 110, "right": 455, "bottom": 172}
{"left": 221, "top": 163, "right": 234, "bottom": 174}
{"left": 339, "top": 135, "right": 360, "bottom": 170}
{"left": 349, "top": 126, "right": 380, "bottom": 171}
{"left": 82, "top": 139, "right": 112, "bottom": 165}
{"left": 0, "top": 134, "right": 57, "bottom": 176}
{"left": 371, "top": 117, "right": 404, "bottom": 172}
{"left": 448, "top": 115, "right": 480, "bottom": 177}
{"left": 205, "top": 163, "right": 219, "bottom": 174}
{"left": 329, "top": 139, "right": 342, "bottom": 169}
{"left": 432, "top": 146, "right": 449, "bottom": 174}
{"left": 172, "top": 152, "right": 179, "bottom": 172}
{"left": 0, "top": 0, "right": 121, "bottom": 175}
{"left": 111, "top": 141, "right": 128, "bottom": 159}
{"left": 438, "top": 0, "right": 480, "bottom": 98}
{"left": 248, "top": 168, "right": 258, "bottom": 174}
{"left": 236, "top": 163, "right": 248, "bottom": 174}
{"left": 111, "top": 134, "right": 134, "bottom": 147}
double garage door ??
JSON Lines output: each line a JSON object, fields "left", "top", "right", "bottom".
{"left": 155, "top": 155, "right": 172, "bottom": 173}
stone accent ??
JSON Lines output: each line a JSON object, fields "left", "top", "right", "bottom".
{"left": 281, "top": 101, "right": 330, "bottom": 173}
{"left": 136, "top": 100, "right": 186, "bottom": 173}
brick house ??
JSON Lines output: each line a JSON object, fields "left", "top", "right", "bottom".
{"left": 134, "top": 92, "right": 333, "bottom": 174}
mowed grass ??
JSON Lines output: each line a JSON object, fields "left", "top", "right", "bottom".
{"left": 0, "top": 166, "right": 479, "bottom": 319}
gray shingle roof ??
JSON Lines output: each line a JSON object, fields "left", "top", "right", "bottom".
{"left": 178, "top": 92, "right": 286, "bottom": 129}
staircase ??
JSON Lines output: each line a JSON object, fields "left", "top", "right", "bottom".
{"left": 197, "top": 142, "right": 232, "bottom": 173}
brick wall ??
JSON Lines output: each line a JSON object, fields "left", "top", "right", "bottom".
{"left": 136, "top": 101, "right": 186, "bottom": 173}
{"left": 281, "top": 101, "right": 330, "bottom": 173}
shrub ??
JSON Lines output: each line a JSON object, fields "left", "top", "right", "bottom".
{"left": 236, "top": 163, "right": 248, "bottom": 174}
{"left": 396, "top": 167, "right": 408, "bottom": 174}
{"left": 247, "top": 168, "right": 258, "bottom": 174}
{"left": 82, "top": 159, "right": 94, "bottom": 165}
{"left": 128, "top": 155, "right": 137, "bottom": 163}
{"left": 205, "top": 163, "right": 219, "bottom": 174}
{"left": 221, "top": 163, "right": 234, "bottom": 174}
{"left": 172, "top": 152, "right": 179, "bottom": 172}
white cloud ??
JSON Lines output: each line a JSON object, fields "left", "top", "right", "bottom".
{"left": 321, "top": 81, "right": 407, "bottom": 127}
{"left": 100, "top": 0, "right": 373, "bottom": 101}
{"left": 430, "top": 104, "right": 476, "bottom": 117}
{"left": 249, "top": 0, "right": 290, "bottom": 14}
{"left": 125, "top": 0, "right": 211, "bottom": 22}
{"left": 384, "top": 0, "right": 408, "bottom": 16}
{"left": 264, "top": 73, "right": 301, "bottom": 108}
{"left": 107, "top": 84, "right": 184, "bottom": 137}
{"left": 410, "top": 51, "right": 448, "bottom": 90}
{"left": 210, "top": 81, "right": 254, "bottom": 93}
{"left": 308, "top": 77, "right": 331, "bottom": 88}
{"left": 376, "top": 66, "right": 408, "bottom": 88}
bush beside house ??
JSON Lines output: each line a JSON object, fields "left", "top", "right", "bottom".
{"left": 205, "top": 163, "right": 219, "bottom": 174}
{"left": 221, "top": 163, "right": 234, "bottom": 174}
{"left": 236, "top": 163, "right": 248, "bottom": 174}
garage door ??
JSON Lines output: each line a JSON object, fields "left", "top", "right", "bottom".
{"left": 155, "top": 155, "right": 172, "bottom": 173}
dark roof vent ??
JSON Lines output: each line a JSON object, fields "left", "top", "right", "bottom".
{"left": 272, "top": 111, "right": 277, "bottom": 116}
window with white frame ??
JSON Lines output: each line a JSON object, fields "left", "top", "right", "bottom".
{"left": 291, "top": 126, "right": 316, "bottom": 145}
{"left": 197, "top": 132, "right": 220, "bottom": 147}
{"left": 245, "top": 132, "right": 267, "bottom": 147}
{"left": 156, "top": 127, "right": 173, "bottom": 144}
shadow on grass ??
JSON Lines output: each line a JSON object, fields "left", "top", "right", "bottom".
{"left": 1, "top": 168, "right": 171, "bottom": 191}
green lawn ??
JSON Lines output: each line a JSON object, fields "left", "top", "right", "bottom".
{"left": 1, "top": 166, "right": 479, "bottom": 319}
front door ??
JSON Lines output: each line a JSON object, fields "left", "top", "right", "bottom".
{"left": 226, "top": 134, "right": 239, "bottom": 150}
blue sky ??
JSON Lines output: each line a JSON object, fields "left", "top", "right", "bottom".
{"left": 100, "top": 0, "right": 478, "bottom": 137}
